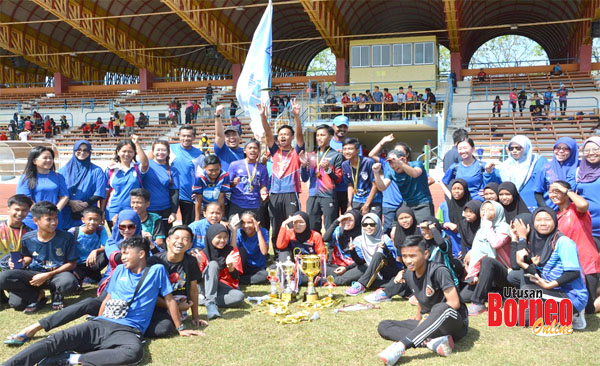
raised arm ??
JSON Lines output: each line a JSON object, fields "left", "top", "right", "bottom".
{"left": 369, "top": 134, "right": 395, "bottom": 163}
{"left": 214, "top": 104, "right": 226, "bottom": 148}
{"left": 131, "top": 134, "right": 149, "bottom": 173}
{"left": 258, "top": 103, "right": 274, "bottom": 149}
{"left": 291, "top": 99, "right": 304, "bottom": 148}
{"left": 372, "top": 163, "right": 391, "bottom": 191}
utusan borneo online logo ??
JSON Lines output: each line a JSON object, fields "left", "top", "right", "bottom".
{"left": 487, "top": 288, "right": 573, "bottom": 336}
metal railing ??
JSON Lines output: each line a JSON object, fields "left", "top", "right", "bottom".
{"left": 466, "top": 96, "right": 599, "bottom": 115}
{"left": 305, "top": 101, "right": 439, "bottom": 123}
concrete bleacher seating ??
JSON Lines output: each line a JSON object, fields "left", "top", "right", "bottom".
{"left": 466, "top": 109, "right": 599, "bottom": 159}
{"left": 471, "top": 71, "right": 598, "bottom": 96}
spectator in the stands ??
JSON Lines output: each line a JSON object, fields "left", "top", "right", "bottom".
{"left": 341, "top": 92, "right": 351, "bottom": 114}
{"left": 529, "top": 92, "right": 542, "bottom": 113}
{"left": 350, "top": 93, "right": 359, "bottom": 119}
{"left": 124, "top": 110, "right": 135, "bottom": 137}
{"left": 424, "top": 88, "right": 436, "bottom": 114}
{"left": 396, "top": 87, "right": 406, "bottom": 119}
{"left": 357, "top": 93, "right": 368, "bottom": 120}
{"left": 108, "top": 117, "right": 115, "bottom": 137}
{"left": 550, "top": 63, "right": 562, "bottom": 76}
{"left": 492, "top": 96, "right": 502, "bottom": 118}
{"left": 443, "top": 129, "right": 468, "bottom": 173}
{"left": 43, "top": 118, "right": 52, "bottom": 140}
{"left": 0, "top": 132, "right": 7, "bottom": 141}
{"left": 405, "top": 86, "right": 415, "bottom": 120}
{"left": 137, "top": 112, "right": 148, "bottom": 129}
{"left": 193, "top": 100, "right": 201, "bottom": 123}
{"left": 557, "top": 85, "right": 568, "bottom": 116}
{"left": 206, "top": 83, "right": 213, "bottom": 106}
{"left": 509, "top": 88, "right": 518, "bottom": 115}
{"left": 8, "top": 120, "right": 17, "bottom": 140}
{"left": 477, "top": 68, "right": 486, "bottom": 82}
{"left": 383, "top": 88, "right": 394, "bottom": 120}
{"left": 185, "top": 100, "right": 194, "bottom": 125}
{"left": 230, "top": 99, "right": 238, "bottom": 119}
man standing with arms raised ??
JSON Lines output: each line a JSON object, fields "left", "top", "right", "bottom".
{"left": 258, "top": 99, "right": 304, "bottom": 251}
{"left": 171, "top": 126, "right": 203, "bottom": 225}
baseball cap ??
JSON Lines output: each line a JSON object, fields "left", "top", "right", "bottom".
{"left": 224, "top": 125, "right": 240, "bottom": 134}
{"left": 332, "top": 115, "right": 349, "bottom": 127}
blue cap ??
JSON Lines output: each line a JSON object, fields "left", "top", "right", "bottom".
{"left": 332, "top": 115, "right": 349, "bottom": 127}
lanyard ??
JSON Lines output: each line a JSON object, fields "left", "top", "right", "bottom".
{"left": 4, "top": 222, "right": 23, "bottom": 252}
{"left": 316, "top": 147, "right": 330, "bottom": 175}
{"left": 351, "top": 157, "right": 361, "bottom": 191}
{"left": 245, "top": 159, "right": 258, "bottom": 192}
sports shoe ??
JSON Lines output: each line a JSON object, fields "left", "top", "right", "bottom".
{"left": 38, "top": 351, "right": 73, "bottom": 366}
{"left": 468, "top": 303, "right": 487, "bottom": 316}
{"left": 364, "top": 288, "right": 391, "bottom": 304}
{"left": 426, "top": 335, "right": 454, "bottom": 357}
{"left": 408, "top": 295, "right": 419, "bottom": 306}
{"left": 572, "top": 309, "right": 587, "bottom": 330}
{"left": 345, "top": 281, "right": 365, "bottom": 296}
{"left": 377, "top": 341, "right": 405, "bottom": 365}
{"left": 206, "top": 302, "right": 221, "bottom": 320}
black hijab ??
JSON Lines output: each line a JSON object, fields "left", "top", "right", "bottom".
{"left": 483, "top": 182, "right": 499, "bottom": 200}
{"left": 458, "top": 199, "right": 482, "bottom": 249}
{"left": 292, "top": 211, "right": 312, "bottom": 244}
{"left": 203, "top": 224, "right": 233, "bottom": 270}
{"left": 529, "top": 207, "right": 563, "bottom": 268}
{"left": 447, "top": 179, "right": 472, "bottom": 224}
{"left": 338, "top": 210, "right": 362, "bottom": 250}
{"left": 498, "top": 181, "right": 529, "bottom": 222}
{"left": 393, "top": 206, "right": 419, "bottom": 250}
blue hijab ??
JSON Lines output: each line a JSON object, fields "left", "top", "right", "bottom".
{"left": 549, "top": 137, "right": 578, "bottom": 183}
{"left": 63, "top": 140, "right": 92, "bottom": 195}
{"left": 104, "top": 209, "right": 142, "bottom": 257}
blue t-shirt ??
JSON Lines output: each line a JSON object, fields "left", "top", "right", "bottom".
{"left": 541, "top": 236, "right": 588, "bottom": 312}
{"left": 518, "top": 156, "right": 548, "bottom": 212}
{"left": 17, "top": 171, "right": 69, "bottom": 229}
{"left": 227, "top": 160, "right": 269, "bottom": 209}
{"left": 68, "top": 226, "right": 109, "bottom": 264}
{"left": 442, "top": 160, "right": 501, "bottom": 202}
{"left": 58, "top": 164, "right": 107, "bottom": 229}
{"left": 372, "top": 91, "right": 383, "bottom": 102}
{"left": 214, "top": 142, "right": 244, "bottom": 172}
{"left": 192, "top": 169, "right": 231, "bottom": 207}
{"left": 170, "top": 144, "right": 203, "bottom": 202}
{"left": 577, "top": 178, "right": 600, "bottom": 237}
{"left": 20, "top": 230, "right": 78, "bottom": 271}
{"left": 98, "top": 264, "right": 172, "bottom": 333}
{"left": 342, "top": 156, "right": 382, "bottom": 204}
{"left": 329, "top": 139, "right": 362, "bottom": 193}
{"left": 105, "top": 163, "right": 146, "bottom": 219}
{"left": 145, "top": 160, "right": 180, "bottom": 212}
{"left": 189, "top": 218, "right": 211, "bottom": 249}
{"left": 385, "top": 161, "right": 432, "bottom": 206}
{"left": 237, "top": 227, "right": 269, "bottom": 269}
{"left": 543, "top": 91, "right": 553, "bottom": 104}
{"left": 381, "top": 160, "right": 403, "bottom": 208}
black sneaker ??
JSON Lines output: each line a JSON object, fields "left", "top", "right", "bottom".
{"left": 38, "top": 351, "right": 73, "bottom": 366}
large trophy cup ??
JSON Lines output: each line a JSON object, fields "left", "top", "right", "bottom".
{"left": 299, "top": 254, "right": 322, "bottom": 302}
{"left": 281, "top": 256, "right": 296, "bottom": 302}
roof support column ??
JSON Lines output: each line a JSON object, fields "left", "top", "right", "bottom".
{"left": 451, "top": 52, "right": 462, "bottom": 81}
{"left": 231, "top": 63, "right": 242, "bottom": 86}
{"left": 139, "top": 68, "right": 154, "bottom": 91}
{"left": 53, "top": 72, "right": 70, "bottom": 94}
{"left": 579, "top": 44, "right": 592, "bottom": 72}
{"left": 336, "top": 57, "right": 348, "bottom": 85}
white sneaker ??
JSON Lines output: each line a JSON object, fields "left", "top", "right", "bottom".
{"left": 426, "top": 335, "right": 454, "bottom": 357}
{"left": 377, "top": 342, "right": 405, "bottom": 365}
{"left": 364, "top": 289, "right": 392, "bottom": 304}
{"left": 572, "top": 310, "right": 587, "bottom": 330}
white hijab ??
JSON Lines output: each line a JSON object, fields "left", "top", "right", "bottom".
{"left": 499, "top": 135, "right": 538, "bottom": 190}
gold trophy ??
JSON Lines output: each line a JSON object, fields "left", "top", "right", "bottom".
{"left": 326, "top": 275, "right": 335, "bottom": 298}
{"left": 281, "top": 256, "right": 296, "bottom": 302}
{"left": 299, "top": 254, "right": 322, "bottom": 302}
{"left": 267, "top": 268, "right": 279, "bottom": 299}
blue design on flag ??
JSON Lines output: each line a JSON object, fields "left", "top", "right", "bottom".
{"left": 236, "top": 0, "right": 273, "bottom": 138}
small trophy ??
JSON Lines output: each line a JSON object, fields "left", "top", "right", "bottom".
{"left": 267, "top": 267, "right": 279, "bottom": 299}
{"left": 281, "top": 256, "right": 296, "bottom": 302}
{"left": 299, "top": 254, "right": 322, "bottom": 303}
{"left": 326, "top": 275, "right": 335, "bottom": 298}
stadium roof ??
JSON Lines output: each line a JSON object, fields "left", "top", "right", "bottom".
{"left": 0, "top": 0, "right": 598, "bottom": 82}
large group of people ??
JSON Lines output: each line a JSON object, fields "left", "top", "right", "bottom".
{"left": 0, "top": 100, "right": 599, "bottom": 365}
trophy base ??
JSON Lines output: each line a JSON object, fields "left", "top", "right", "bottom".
{"left": 304, "top": 293, "right": 319, "bottom": 303}
{"left": 269, "top": 293, "right": 279, "bottom": 299}
{"left": 281, "top": 293, "right": 295, "bottom": 302}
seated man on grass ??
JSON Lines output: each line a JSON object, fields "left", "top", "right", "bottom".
{"left": 0, "top": 201, "right": 79, "bottom": 313}
{"left": 2, "top": 236, "right": 203, "bottom": 366}
{"left": 377, "top": 236, "right": 468, "bottom": 365}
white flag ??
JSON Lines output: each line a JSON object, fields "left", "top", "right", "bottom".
{"left": 236, "top": 0, "right": 272, "bottom": 139}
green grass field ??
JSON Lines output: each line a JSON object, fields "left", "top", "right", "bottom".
{"left": 1, "top": 285, "right": 599, "bottom": 366}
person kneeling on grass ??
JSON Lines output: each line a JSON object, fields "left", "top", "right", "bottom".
{"left": 377, "top": 236, "right": 468, "bottom": 365}
{"left": 192, "top": 224, "right": 244, "bottom": 320}
{"left": 233, "top": 211, "right": 269, "bottom": 285}
{"left": 2, "top": 236, "right": 203, "bottom": 366}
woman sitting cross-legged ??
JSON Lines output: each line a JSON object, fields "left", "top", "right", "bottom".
{"left": 345, "top": 213, "right": 400, "bottom": 296}
{"left": 193, "top": 224, "right": 244, "bottom": 320}
{"left": 323, "top": 210, "right": 364, "bottom": 286}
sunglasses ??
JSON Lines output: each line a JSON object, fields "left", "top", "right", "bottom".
{"left": 508, "top": 146, "right": 522, "bottom": 152}
{"left": 362, "top": 222, "right": 377, "bottom": 228}
{"left": 118, "top": 224, "right": 136, "bottom": 230}
{"left": 553, "top": 146, "right": 570, "bottom": 152}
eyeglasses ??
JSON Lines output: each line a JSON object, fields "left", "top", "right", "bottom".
{"left": 583, "top": 148, "right": 600, "bottom": 155}
{"left": 553, "top": 146, "right": 570, "bottom": 152}
{"left": 508, "top": 146, "right": 522, "bottom": 152}
{"left": 118, "top": 224, "right": 136, "bottom": 230}
{"left": 362, "top": 222, "right": 377, "bottom": 228}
